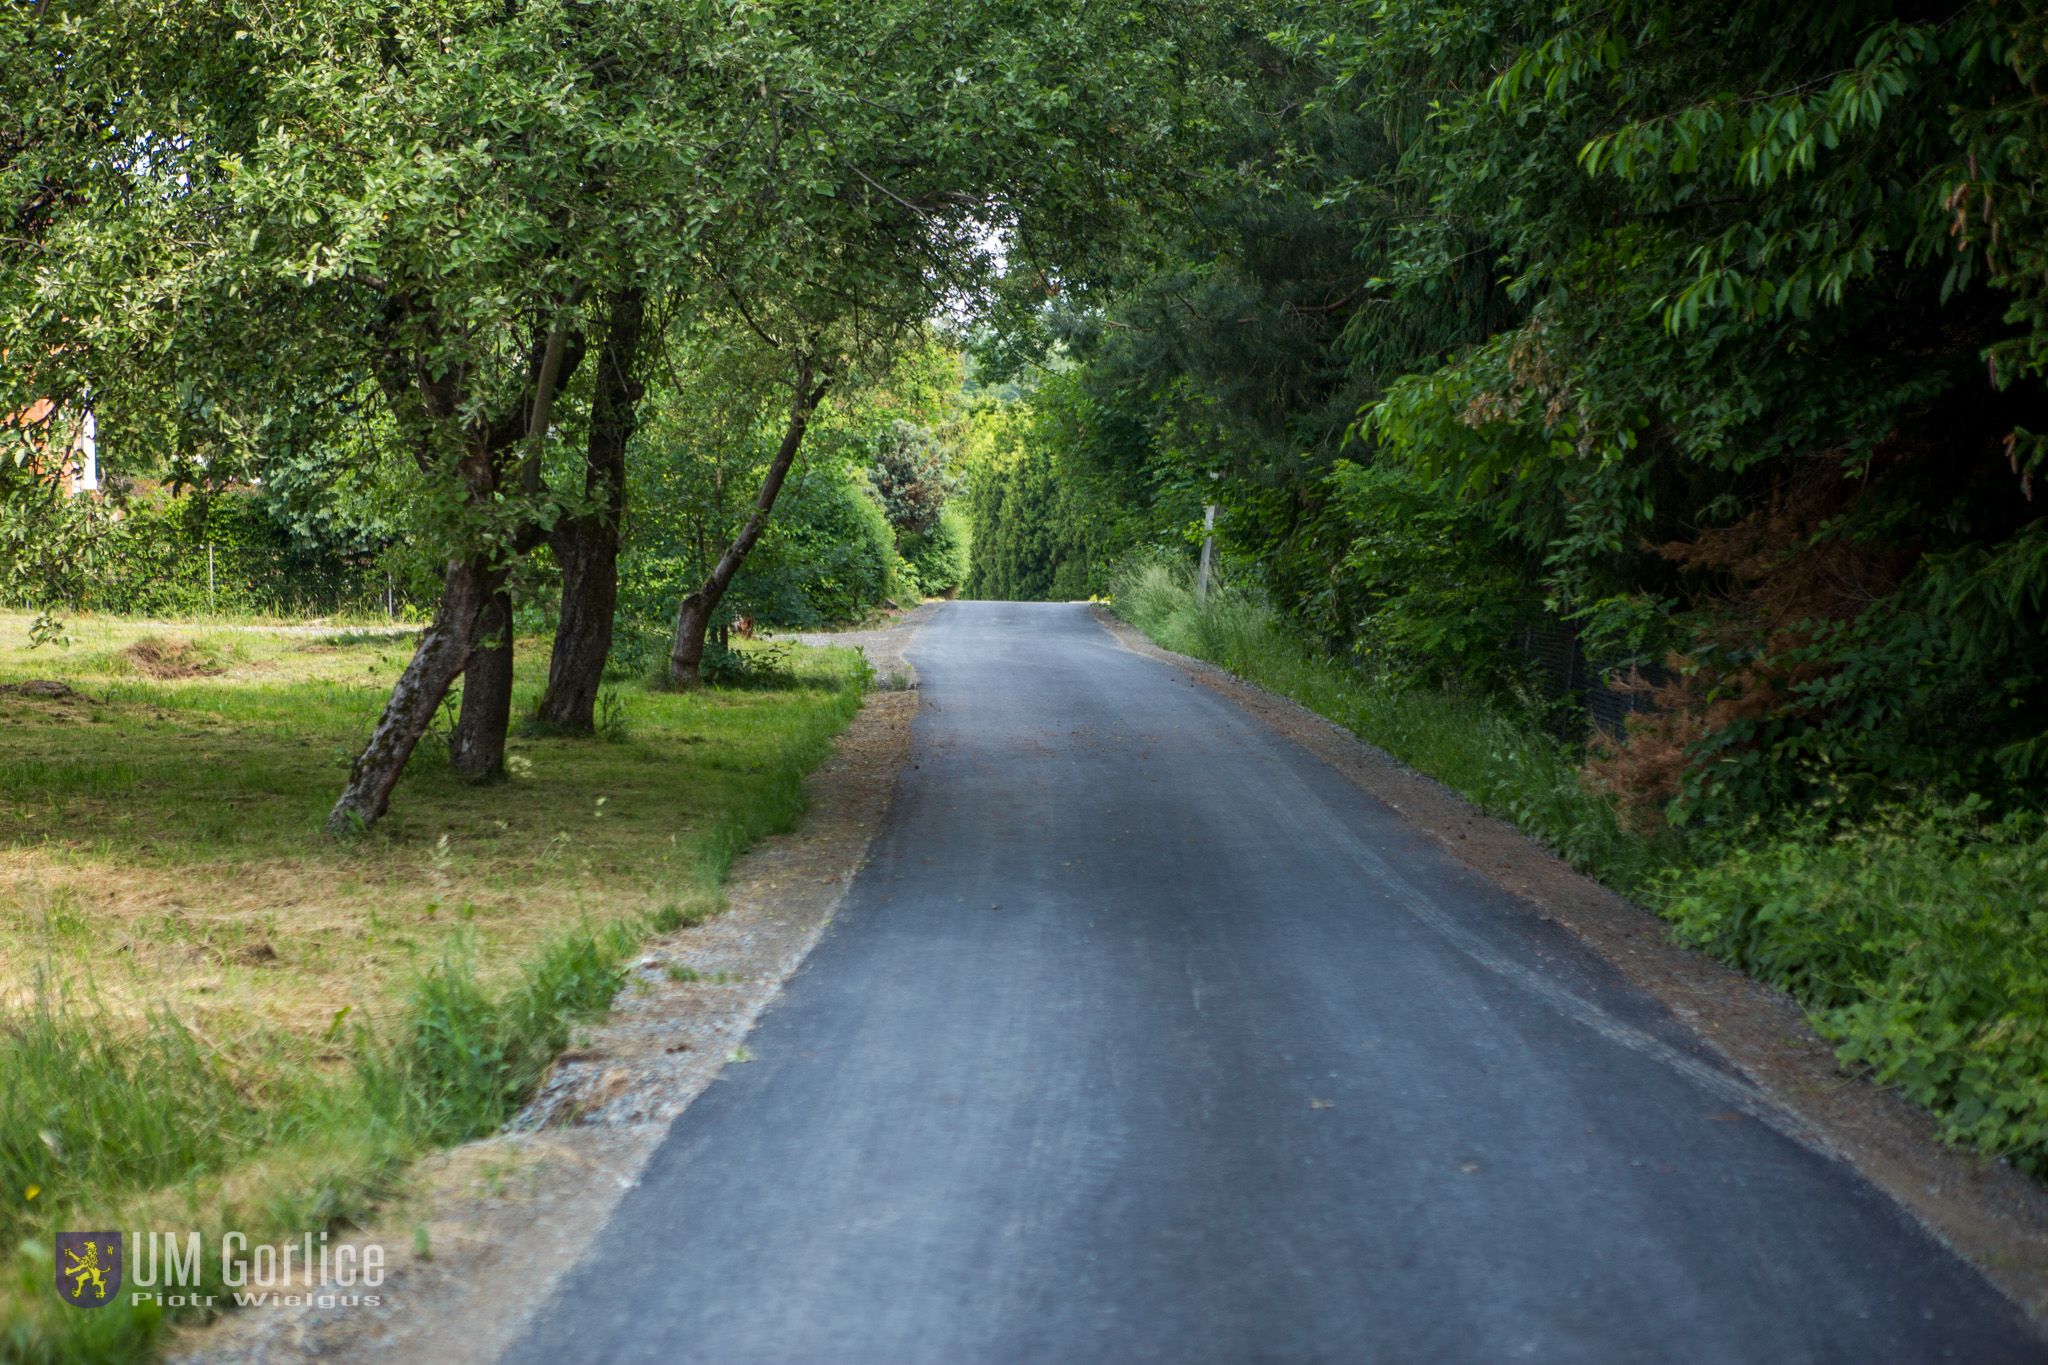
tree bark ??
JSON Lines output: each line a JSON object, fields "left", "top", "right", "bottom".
{"left": 332, "top": 306, "right": 587, "bottom": 834}
{"left": 450, "top": 587, "right": 515, "bottom": 779}
{"left": 539, "top": 289, "right": 645, "bottom": 729}
{"left": 668, "top": 359, "right": 829, "bottom": 687}
{"left": 326, "top": 553, "right": 498, "bottom": 833}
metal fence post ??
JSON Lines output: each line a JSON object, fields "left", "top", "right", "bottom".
{"left": 207, "top": 543, "right": 216, "bottom": 612}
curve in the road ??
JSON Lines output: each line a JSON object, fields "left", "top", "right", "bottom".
{"left": 505, "top": 601, "right": 2040, "bottom": 1365}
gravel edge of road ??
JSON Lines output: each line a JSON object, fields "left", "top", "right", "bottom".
{"left": 1091, "top": 604, "right": 2048, "bottom": 1329}
{"left": 163, "top": 629, "right": 929, "bottom": 1365}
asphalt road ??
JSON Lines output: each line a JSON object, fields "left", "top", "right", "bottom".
{"left": 506, "top": 602, "right": 2040, "bottom": 1364}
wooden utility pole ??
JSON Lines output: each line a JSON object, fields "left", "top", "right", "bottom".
{"left": 1196, "top": 505, "right": 1217, "bottom": 601}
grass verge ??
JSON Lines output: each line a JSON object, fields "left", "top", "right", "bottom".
{"left": 1661, "top": 802, "right": 2048, "bottom": 1173}
{"left": 0, "top": 611, "right": 868, "bottom": 1361}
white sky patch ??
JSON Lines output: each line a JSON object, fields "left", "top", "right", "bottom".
{"left": 934, "top": 212, "right": 1014, "bottom": 331}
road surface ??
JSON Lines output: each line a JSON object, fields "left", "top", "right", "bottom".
{"left": 506, "top": 602, "right": 2038, "bottom": 1364}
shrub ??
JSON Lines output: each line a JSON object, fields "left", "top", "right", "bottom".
{"left": 866, "top": 419, "right": 957, "bottom": 539}
{"left": 13, "top": 489, "right": 410, "bottom": 619}
{"left": 899, "top": 503, "right": 969, "bottom": 597}
{"left": 355, "top": 925, "right": 635, "bottom": 1144}
{"left": 1660, "top": 803, "right": 2048, "bottom": 1171}
{"left": 0, "top": 985, "right": 289, "bottom": 1250}
{"left": 617, "top": 463, "right": 896, "bottom": 635}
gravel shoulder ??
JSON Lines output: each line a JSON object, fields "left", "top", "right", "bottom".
{"left": 164, "top": 623, "right": 929, "bottom": 1365}
{"left": 772, "top": 600, "right": 946, "bottom": 687}
{"left": 1091, "top": 604, "right": 2048, "bottom": 1326}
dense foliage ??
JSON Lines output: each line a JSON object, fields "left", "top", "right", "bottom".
{"left": 1662, "top": 802, "right": 2048, "bottom": 1171}
{"left": 1341, "top": 0, "right": 2048, "bottom": 835}
{"left": 976, "top": 1, "right": 2048, "bottom": 837}
{"left": 613, "top": 338, "right": 963, "bottom": 660}
{"left": 961, "top": 370, "right": 1205, "bottom": 600}
{"left": 866, "top": 421, "right": 957, "bottom": 542}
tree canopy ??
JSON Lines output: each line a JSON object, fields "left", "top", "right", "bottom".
{"left": 958, "top": 0, "right": 2048, "bottom": 835}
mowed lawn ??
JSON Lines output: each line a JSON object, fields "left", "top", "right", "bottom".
{"left": 0, "top": 615, "right": 860, "bottom": 1036}
{"left": 0, "top": 611, "right": 865, "bottom": 1351}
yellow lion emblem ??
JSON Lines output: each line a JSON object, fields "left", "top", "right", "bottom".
{"left": 63, "top": 1240, "right": 108, "bottom": 1301}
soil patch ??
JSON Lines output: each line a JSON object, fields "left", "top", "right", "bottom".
{"left": 1093, "top": 605, "right": 2048, "bottom": 1327}
{"left": 0, "top": 680, "right": 74, "bottom": 699}
{"left": 125, "top": 637, "right": 226, "bottom": 679}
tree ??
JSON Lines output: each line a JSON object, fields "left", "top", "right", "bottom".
{"left": 1315, "top": 0, "right": 2048, "bottom": 820}
{"left": 7, "top": 0, "right": 914, "bottom": 823}
{"left": 867, "top": 420, "right": 957, "bottom": 542}
{"left": 654, "top": 0, "right": 1232, "bottom": 684}
{"left": 621, "top": 331, "right": 950, "bottom": 643}
{"left": 3, "top": 0, "right": 1270, "bottom": 822}
{"left": 666, "top": 344, "right": 837, "bottom": 685}
{"left": 536, "top": 289, "right": 648, "bottom": 733}
{"left": 971, "top": 27, "right": 1515, "bottom": 637}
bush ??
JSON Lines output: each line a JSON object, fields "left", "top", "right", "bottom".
{"left": 1321, "top": 461, "right": 1535, "bottom": 696}
{"left": 899, "top": 503, "right": 969, "bottom": 597}
{"left": 1660, "top": 803, "right": 2048, "bottom": 1171}
{"left": 15, "top": 489, "right": 410, "bottom": 619}
{"left": 866, "top": 420, "right": 957, "bottom": 539}
{"left": 605, "top": 619, "right": 674, "bottom": 682}
{"left": 617, "top": 464, "right": 896, "bottom": 635}
{"left": 736, "top": 466, "right": 896, "bottom": 626}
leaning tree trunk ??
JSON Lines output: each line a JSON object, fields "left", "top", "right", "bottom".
{"left": 325, "top": 553, "right": 498, "bottom": 833}
{"left": 449, "top": 587, "right": 514, "bottom": 780}
{"left": 538, "top": 290, "right": 645, "bottom": 730}
{"left": 331, "top": 296, "right": 588, "bottom": 834}
{"left": 669, "top": 361, "right": 829, "bottom": 687}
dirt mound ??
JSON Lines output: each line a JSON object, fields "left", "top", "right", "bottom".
{"left": 124, "top": 637, "right": 225, "bottom": 679}
{"left": 0, "top": 680, "right": 74, "bottom": 699}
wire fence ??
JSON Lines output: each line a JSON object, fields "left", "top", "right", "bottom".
{"left": 12, "top": 543, "right": 434, "bottom": 624}
{"left": 1517, "top": 622, "right": 1671, "bottom": 739}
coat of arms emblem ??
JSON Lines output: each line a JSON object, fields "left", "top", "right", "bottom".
{"left": 56, "top": 1232, "right": 122, "bottom": 1307}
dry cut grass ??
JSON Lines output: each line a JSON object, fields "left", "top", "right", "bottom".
{"left": 0, "top": 612, "right": 854, "bottom": 1042}
{"left": 0, "top": 609, "right": 869, "bottom": 1365}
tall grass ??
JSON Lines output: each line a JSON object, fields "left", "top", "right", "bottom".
{"left": 1112, "top": 562, "right": 1673, "bottom": 893}
{"left": 0, "top": 920, "right": 640, "bottom": 1360}
{"left": 0, "top": 983, "right": 301, "bottom": 1250}
{"left": 353, "top": 922, "right": 639, "bottom": 1146}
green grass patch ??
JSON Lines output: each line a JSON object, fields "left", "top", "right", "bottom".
{"left": 0, "top": 613, "right": 872, "bottom": 1361}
